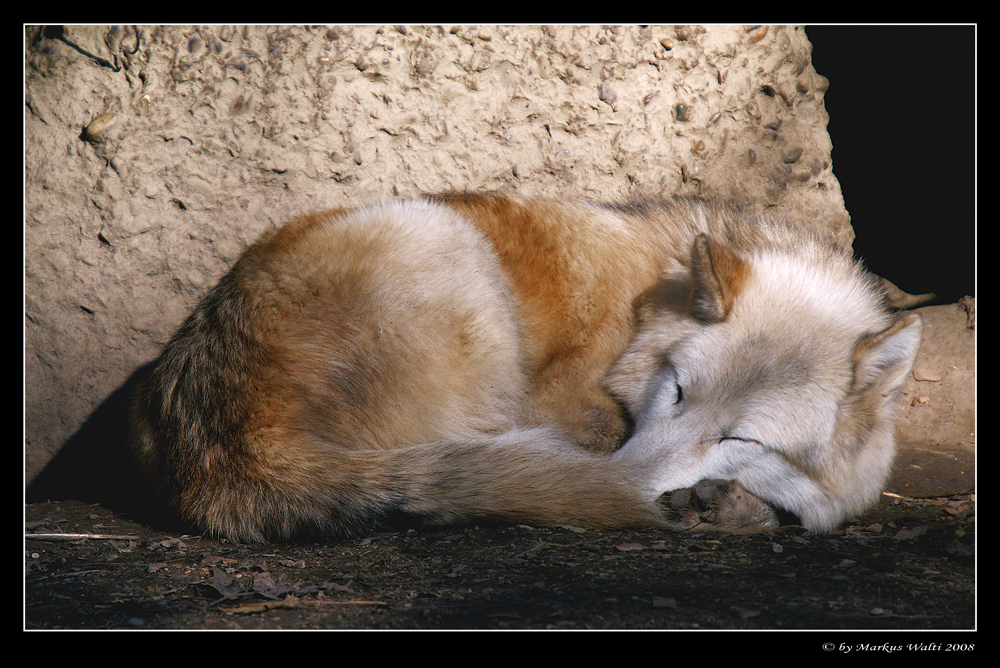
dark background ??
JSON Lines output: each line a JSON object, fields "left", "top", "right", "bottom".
{"left": 806, "top": 25, "right": 976, "bottom": 304}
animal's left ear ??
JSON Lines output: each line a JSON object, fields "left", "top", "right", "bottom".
{"left": 689, "top": 234, "right": 751, "bottom": 323}
{"left": 852, "top": 313, "right": 923, "bottom": 394}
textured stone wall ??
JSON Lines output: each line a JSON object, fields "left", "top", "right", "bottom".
{"left": 24, "top": 25, "right": 853, "bottom": 488}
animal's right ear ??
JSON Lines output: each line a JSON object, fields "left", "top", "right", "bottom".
{"left": 689, "top": 234, "right": 750, "bottom": 323}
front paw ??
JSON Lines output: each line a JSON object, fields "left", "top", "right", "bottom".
{"left": 659, "top": 479, "right": 780, "bottom": 531}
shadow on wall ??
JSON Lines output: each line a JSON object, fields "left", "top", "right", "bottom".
{"left": 25, "top": 364, "right": 188, "bottom": 533}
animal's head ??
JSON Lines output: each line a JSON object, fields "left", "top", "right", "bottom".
{"left": 608, "top": 233, "right": 922, "bottom": 532}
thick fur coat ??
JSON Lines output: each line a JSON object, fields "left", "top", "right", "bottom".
{"left": 130, "top": 193, "right": 922, "bottom": 542}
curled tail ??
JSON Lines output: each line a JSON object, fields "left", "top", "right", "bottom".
{"left": 376, "top": 428, "right": 669, "bottom": 533}
{"left": 131, "top": 412, "right": 670, "bottom": 542}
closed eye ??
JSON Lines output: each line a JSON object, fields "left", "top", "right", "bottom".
{"left": 652, "top": 365, "right": 684, "bottom": 408}
{"left": 719, "top": 431, "right": 762, "bottom": 447}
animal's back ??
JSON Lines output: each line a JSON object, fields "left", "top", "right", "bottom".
{"left": 131, "top": 199, "right": 533, "bottom": 539}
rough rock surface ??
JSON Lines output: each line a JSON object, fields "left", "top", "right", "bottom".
{"left": 890, "top": 298, "right": 976, "bottom": 498}
{"left": 24, "top": 24, "right": 850, "bottom": 482}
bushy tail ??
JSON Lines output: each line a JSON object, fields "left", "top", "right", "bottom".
{"left": 151, "top": 427, "right": 669, "bottom": 543}
{"left": 379, "top": 428, "right": 669, "bottom": 532}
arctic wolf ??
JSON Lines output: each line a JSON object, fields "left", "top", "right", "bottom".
{"left": 129, "top": 193, "right": 922, "bottom": 542}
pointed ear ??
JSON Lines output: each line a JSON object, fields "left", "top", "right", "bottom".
{"left": 852, "top": 313, "right": 923, "bottom": 393}
{"left": 690, "top": 234, "right": 751, "bottom": 323}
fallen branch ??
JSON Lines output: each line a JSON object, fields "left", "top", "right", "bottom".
{"left": 26, "top": 532, "right": 140, "bottom": 541}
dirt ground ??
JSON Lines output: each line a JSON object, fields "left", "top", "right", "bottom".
{"left": 25, "top": 492, "right": 974, "bottom": 633}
